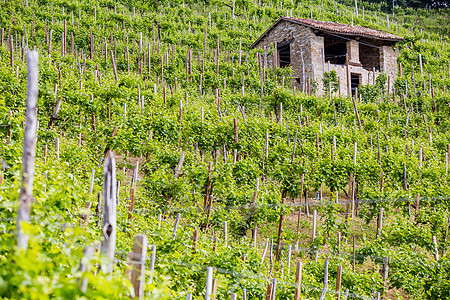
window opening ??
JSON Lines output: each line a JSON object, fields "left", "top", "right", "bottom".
{"left": 359, "top": 44, "right": 380, "bottom": 71}
{"left": 324, "top": 35, "right": 347, "bottom": 65}
{"left": 278, "top": 43, "right": 291, "bottom": 68}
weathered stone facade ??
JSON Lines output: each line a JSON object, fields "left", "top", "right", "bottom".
{"left": 252, "top": 18, "right": 402, "bottom": 97}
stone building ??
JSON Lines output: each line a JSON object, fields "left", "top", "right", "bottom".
{"left": 251, "top": 17, "right": 403, "bottom": 96}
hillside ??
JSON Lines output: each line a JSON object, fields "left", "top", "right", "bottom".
{"left": 1, "top": 0, "right": 450, "bottom": 299}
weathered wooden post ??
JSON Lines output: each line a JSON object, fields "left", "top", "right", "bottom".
{"left": 101, "top": 152, "right": 117, "bottom": 273}
{"left": 376, "top": 208, "right": 384, "bottom": 238}
{"left": 16, "top": 50, "right": 39, "bottom": 250}
{"left": 78, "top": 246, "right": 94, "bottom": 292}
{"left": 131, "top": 234, "right": 148, "bottom": 299}
{"left": 276, "top": 197, "right": 287, "bottom": 260}
{"left": 319, "top": 259, "right": 329, "bottom": 300}
{"left": 336, "top": 265, "right": 342, "bottom": 299}
{"left": 205, "top": 267, "right": 213, "bottom": 300}
{"left": 294, "top": 261, "right": 303, "bottom": 300}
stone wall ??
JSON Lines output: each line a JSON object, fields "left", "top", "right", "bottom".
{"left": 347, "top": 40, "right": 360, "bottom": 64}
{"left": 380, "top": 45, "right": 398, "bottom": 87}
{"left": 253, "top": 20, "right": 315, "bottom": 93}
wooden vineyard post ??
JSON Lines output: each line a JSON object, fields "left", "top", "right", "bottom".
{"left": 81, "top": 202, "right": 92, "bottom": 226}
{"left": 205, "top": 267, "right": 213, "bottom": 300}
{"left": 271, "top": 278, "right": 277, "bottom": 299}
{"left": 336, "top": 265, "right": 342, "bottom": 300}
{"left": 296, "top": 174, "right": 304, "bottom": 239}
{"left": 352, "top": 236, "right": 356, "bottom": 272}
{"left": 78, "top": 246, "right": 94, "bottom": 292}
{"left": 376, "top": 208, "right": 384, "bottom": 238}
{"left": 351, "top": 176, "right": 356, "bottom": 218}
{"left": 172, "top": 213, "right": 181, "bottom": 239}
{"left": 276, "top": 197, "right": 287, "bottom": 260}
{"left": 212, "top": 279, "right": 218, "bottom": 299}
{"left": 111, "top": 51, "right": 118, "bottom": 82}
{"left": 192, "top": 228, "right": 198, "bottom": 254}
{"left": 403, "top": 162, "right": 408, "bottom": 190}
{"left": 345, "top": 173, "right": 353, "bottom": 219}
{"left": 128, "top": 188, "right": 135, "bottom": 221}
{"left": 55, "top": 136, "right": 60, "bottom": 159}
{"left": 312, "top": 210, "right": 317, "bottom": 243}
{"left": 131, "top": 234, "right": 148, "bottom": 299}
{"left": 352, "top": 95, "right": 362, "bottom": 129}
{"left": 203, "top": 162, "right": 213, "bottom": 209}
{"left": 337, "top": 232, "right": 341, "bottom": 254}
{"left": 148, "top": 245, "right": 156, "bottom": 284}
{"left": 174, "top": 151, "right": 186, "bottom": 178}
{"left": 43, "top": 144, "right": 47, "bottom": 164}
{"left": 415, "top": 193, "right": 420, "bottom": 215}
{"left": 233, "top": 118, "right": 238, "bottom": 144}
{"left": 250, "top": 177, "right": 259, "bottom": 240}
{"left": 16, "top": 50, "right": 39, "bottom": 250}
{"left": 432, "top": 236, "right": 439, "bottom": 261}
{"left": 100, "top": 152, "right": 117, "bottom": 274}
{"left": 319, "top": 259, "right": 329, "bottom": 300}
{"left": 223, "top": 221, "right": 228, "bottom": 247}
{"left": 294, "top": 261, "right": 303, "bottom": 300}
{"left": 381, "top": 257, "right": 389, "bottom": 283}
{"left": 265, "top": 282, "right": 273, "bottom": 300}
{"left": 89, "top": 169, "right": 95, "bottom": 194}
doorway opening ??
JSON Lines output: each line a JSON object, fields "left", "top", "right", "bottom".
{"left": 351, "top": 73, "right": 361, "bottom": 95}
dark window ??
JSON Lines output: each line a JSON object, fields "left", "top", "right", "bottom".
{"left": 324, "top": 35, "right": 347, "bottom": 65}
{"left": 351, "top": 73, "right": 361, "bottom": 95}
{"left": 359, "top": 44, "right": 380, "bottom": 71}
{"left": 278, "top": 43, "right": 291, "bottom": 68}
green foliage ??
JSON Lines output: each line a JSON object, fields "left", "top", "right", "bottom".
{"left": 322, "top": 71, "right": 339, "bottom": 95}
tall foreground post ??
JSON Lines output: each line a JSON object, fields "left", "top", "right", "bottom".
{"left": 16, "top": 51, "right": 39, "bottom": 250}
{"left": 101, "top": 152, "right": 117, "bottom": 273}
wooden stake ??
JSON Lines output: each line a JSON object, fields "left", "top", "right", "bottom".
{"left": 100, "top": 152, "right": 117, "bottom": 274}
{"left": 319, "top": 259, "right": 329, "bottom": 300}
{"left": 336, "top": 265, "right": 342, "bottom": 300}
{"left": 276, "top": 197, "right": 287, "bottom": 260}
{"left": 78, "top": 246, "right": 94, "bottom": 292}
{"left": 294, "top": 261, "right": 303, "bottom": 300}
{"left": 376, "top": 208, "right": 384, "bottom": 238}
{"left": 16, "top": 51, "right": 39, "bottom": 250}
{"left": 192, "top": 228, "right": 198, "bottom": 254}
{"left": 352, "top": 95, "right": 362, "bottom": 129}
{"left": 131, "top": 234, "right": 148, "bottom": 299}
{"left": 296, "top": 174, "right": 304, "bottom": 239}
{"left": 265, "top": 282, "right": 273, "bottom": 300}
{"left": 233, "top": 118, "right": 238, "bottom": 143}
{"left": 205, "top": 267, "right": 213, "bottom": 300}
{"left": 312, "top": 210, "right": 317, "bottom": 243}
{"left": 128, "top": 188, "right": 135, "bottom": 221}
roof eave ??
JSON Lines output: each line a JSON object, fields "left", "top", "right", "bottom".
{"left": 251, "top": 17, "right": 403, "bottom": 48}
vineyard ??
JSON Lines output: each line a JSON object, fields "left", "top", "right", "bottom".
{"left": 1, "top": 0, "right": 450, "bottom": 298}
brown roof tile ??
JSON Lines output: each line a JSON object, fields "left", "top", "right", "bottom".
{"left": 251, "top": 17, "right": 403, "bottom": 48}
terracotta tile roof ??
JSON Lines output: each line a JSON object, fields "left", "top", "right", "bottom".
{"left": 251, "top": 17, "right": 403, "bottom": 48}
